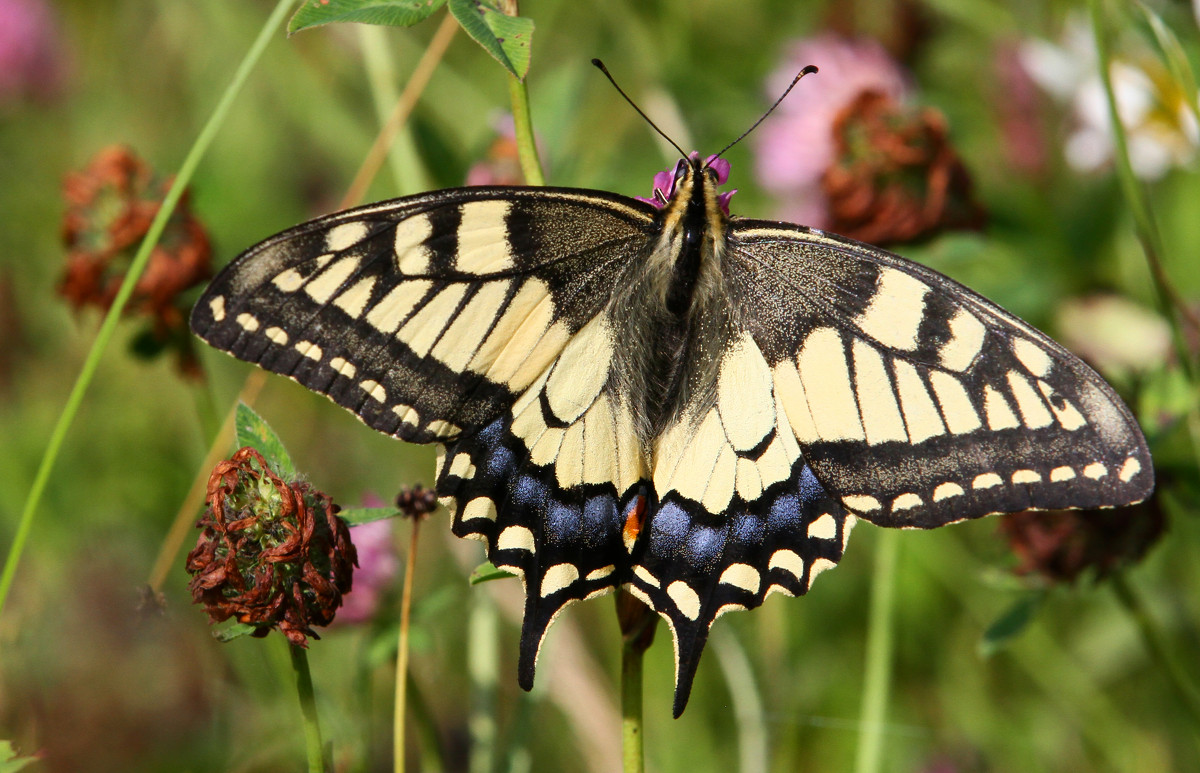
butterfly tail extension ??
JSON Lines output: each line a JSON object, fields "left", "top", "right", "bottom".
{"left": 630, "top": 457, "right": 852, "bottom": 717}
{"left": 438, "top": 413, "right": 635, "bottom": 691}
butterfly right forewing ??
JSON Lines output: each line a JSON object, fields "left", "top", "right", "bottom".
{"left": 724, "top": 220, "right": 1153, "bottom": 529}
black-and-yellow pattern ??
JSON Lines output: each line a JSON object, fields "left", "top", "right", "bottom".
{"left": 191, "top": 156, "right": 1152, "bottom": 716}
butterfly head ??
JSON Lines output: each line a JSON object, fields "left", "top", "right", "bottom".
{"left": 638, "top": 151, "right": 737, "bottom": 216}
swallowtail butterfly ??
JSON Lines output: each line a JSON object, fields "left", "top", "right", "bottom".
{"left": 191, "top": 132, "right": 1151, "bottom": 717}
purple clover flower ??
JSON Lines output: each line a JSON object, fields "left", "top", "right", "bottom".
{"left": 635, "top": 152, "right": 737, "bottom": 214}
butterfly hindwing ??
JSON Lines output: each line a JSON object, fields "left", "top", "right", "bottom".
{"left": 725, "top": 221, "right": 1153, "bottom": 528}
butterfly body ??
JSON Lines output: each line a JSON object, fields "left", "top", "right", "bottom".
{"left": 192, "top": 153, "right": 1151, "bottom": 715}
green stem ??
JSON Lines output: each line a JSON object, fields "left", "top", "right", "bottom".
{"left": 1110, "top": 572, "right": 1200, "bottom": 736}
{"left": 394, "top": 518, "right": 422, "bottom": 773}
{"left": 508, "top": 74, "right": 545, "bottom": 185}
{"left": 0, "top": 0, "right": 295, "bottom": 618}
{"left": 621, "top": 631, "right": 646, "bottom": 773}
{"left": 854, "top": 528, "right": 900, "bottom": 773}
{"left": 1087, "top": 0, "right": 1198, "bottom": 380}
{"left": 290, "top": 644, "right": 328, "bottom": 773}
{"left": 616, "top": 589, "right": 655, "bottom": 773}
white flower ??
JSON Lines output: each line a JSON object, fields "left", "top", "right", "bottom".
{"left": 1021, "top": 15, "right": 1200, "bottom": 180}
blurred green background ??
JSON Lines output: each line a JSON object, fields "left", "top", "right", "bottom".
{"left": 2, "top": 0, "right": 1199, "bottom": 771}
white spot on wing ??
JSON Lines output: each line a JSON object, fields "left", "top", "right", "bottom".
{"left": 497, "top": 525, "right": 535, "bottom": 552}
{"left": 209, "top": 295, "right": 226, "bottom": 321}
{"left": 932, "top": 482, "right": 964, "bottom": 501}
{"left": 1013, "top": 338, "right": 1053, "bottom": 378}
{"left": 365, "top": 280, "right": 432, "bottom": 334}
{"left": 768, "top": 549, "right": 805, "bottom": 579}
{"left": 719, "top": 564, "right": 761, "bottom": 594}
{"left": 893, "top": 360, "right": 945, "bottom": 443}
{"left": 807, "top": 513, "right": 837, "bottom": 540}
{"left": 586, "top": 565, "right": 615, "bottom": 582}
{"left": 1012, "top": 469, "right": 1041, "bottom": 484}
{"left": 304, "top": 256, "right": 359, "bottom": 304}
{"left": 333, "top": 276, "right": 378, "bottom": 319}
{"left": 358, "top": 379, "right": 386, "bottom": 402}
{"left": 667, "top": 581, "right": 701, "bottom": 620}
{"left": 393, "top": 215, "right": 433, "bottom": 274}
{"left": 842, "top": 494, "right": 881, "bottom": 513}
{"left": 544, "top": 316, "right": 613, "bottom": 424}
{"left": 272, "top": 268, "right": 305, "bottom": 293}
{"left": 717, "top": 333, "right": 776, "bottom": 452}
{"left": 1050, "top": 466, "right": 1075, "bottom": 482}
{"left": 797, "top": 327, "right": 864, "bottom": 441}
{"left": 1007, "top": 370, "right": 1054, "bottom": 428}
{"left": 1037, "top": 381, "right": 1088, "bottom": 431}
{"left": 265, "top": 326, "right": 288, "bottom": 345}
{"left": 939, "top": 307, "right": 986, "bottom": 371}
{"left": 852, "top": 339, "right": 908, "bottom": 444}
{"left": 326, "top": 221, "right": 369, "bottom": 252}
{"left": 855, "top": 268, "right": 930, "bottom": 352}
{"left": 329, "top": 357, "right": 356, "bottom": 379}
{"left": 928, "top": 371, "right": 982, "bottom": 434}
{"left": 983, "top": 385, "right": 1020, "bottom": 430}
{"left": 398, "top": 284, "right": 469, "bottom": 357}
{"left": 633, "top": 565, "right": 660, "bottom": 588}
{"left": 236, "top": 313, "right": 259, "bottom": 332}
{"left": 456, "top": 200, "right": 514, "bottom": 273}
{"left": 295, "top": 340, "right": 322, "bottom": 360}
{"left": 460, "top": 497, "right": 497, "bottom": 523}
{"left": 973, "top": 473, "right": 1003, "bottom": 489}
{"left": 892, "top": 493, "right": 922, "bottom": 512}
{"left": 1119, "top": 457, "right": 1141, "bottom": 482}
{"left": 1083, "top": 462, "right": 1107, "bottom": 480}
{"left": 539, "top": 563, "right": 580, "bottom": 597}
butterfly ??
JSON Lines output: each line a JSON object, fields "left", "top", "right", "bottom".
{"left": 191, "top": 146, "right": 1152, "bottom": 716}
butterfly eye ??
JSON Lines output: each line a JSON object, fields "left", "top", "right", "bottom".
{"left": 673, "top": 160, "right": 688, "bottom": 183}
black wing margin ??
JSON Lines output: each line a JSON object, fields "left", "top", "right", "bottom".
{"left": 725, "top": 220, "right": 1153, "bottom": 529}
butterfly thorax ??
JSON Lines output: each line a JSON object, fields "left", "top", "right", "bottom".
{"left": 609, "top": 157, "right": 735, "bottom": 449}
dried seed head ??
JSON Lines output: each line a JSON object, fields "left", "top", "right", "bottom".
{"left": 185, "top": 447, "right": 357, "bottom": 646}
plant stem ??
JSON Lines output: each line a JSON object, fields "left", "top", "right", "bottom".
{"left": 854, "top": 528, "right": 900, "bottom": 773}
{"left": 1110, "top": 572, "right": 1200, "bottom": 736}
{"left": 394, "top": 517, "right": 422, "bottom": 773}
{"left": 1087, "top": 0, "right": 1199, "bottom": 377}
{"left": 0, "top": 0, "right": 293, "bottom": 619}
{"left": 340, "top": 12, "right": 458, "bottom": 210}
{"left": 290, "top": 643, "right": 328, "bottom": 773}
{"left": 621, "top": 630, "right": 646, "bottom": 773}
{"left": 616, "top": 589, "right": 655, "bottom": 773}
{"left": 496, "top": 0, "right": 543, "bottom": 186}
{"left": 508, "top": 74, "right": 545, "bottom": 186}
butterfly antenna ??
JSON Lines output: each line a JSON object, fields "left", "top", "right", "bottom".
{"left": 592, "top": 58, "right": 689, "bottom": 160}
{"left": 709, "top": 64, "right": 818, "bottom": 164}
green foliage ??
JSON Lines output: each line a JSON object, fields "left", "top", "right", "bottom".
{"left": 289, "top": 0, "right": 448, "bottom": 34}
{"left": 447, "top": 0, "right": 534, "bottom": 80}
{"left": 336, "top": 506, "right": 403, "bottom": 525}
{"left": 235, "top": 402, "right": 297, "bottom": 478}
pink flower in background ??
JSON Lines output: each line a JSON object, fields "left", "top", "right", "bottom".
{"left": 754, "top": 34, "right": 909, "bottom": 226}
{"left": 339, "top": 499, "right": 401, "bottom": 625}
{"left": 0, "top": 0, "right": 65, "bottom": 105}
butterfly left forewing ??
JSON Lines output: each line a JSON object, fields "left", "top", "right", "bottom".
{"left": 725, "top": 221, "right": 1153, "bottom": 529}
{"left": 192, "top": 188, "right": 655, "bottom": 444}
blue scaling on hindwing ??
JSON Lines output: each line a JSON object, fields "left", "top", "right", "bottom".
{"left": 629, "top": 455, "right": 852, "bottom": 717}
{"left": 436, "top": 415, "right": 634, "bottom": 690}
